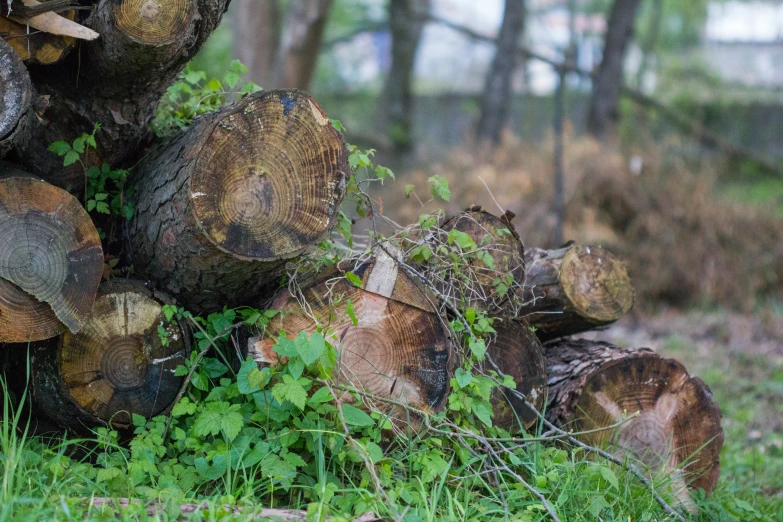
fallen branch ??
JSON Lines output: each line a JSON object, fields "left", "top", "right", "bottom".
{"left": 7, "top": 0, "right": 99, "bottom": 40}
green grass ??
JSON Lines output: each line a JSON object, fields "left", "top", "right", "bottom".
{"left": 722, "top": 178, "right": 783, "bottom": 218}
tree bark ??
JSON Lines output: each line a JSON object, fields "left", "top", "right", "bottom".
{"left": 250, "top": 249, "right": 456, "bottom": 422}
{"left": 233, "top": 0, "right": 282, "bottom": 88}
{"left": 273, "top": 0, "right": 333, "bottom": 90}
{"left": 30, "top": 279, "right": 188, "bottom": 433}
{"left": 586, "top": 0, "right": 643, "bottom": 140}
{"left": 517, "top": 244, "right": 634, "bottom": 341}
{"left": 129, "top": 90, "right": 348, "bottom": 314}
{"left": 476, "top": 0, "right": 525, "bottom": 147}
{"left": 380, "top": 0, "right": 429, "bottom": 151}
{"left": 0, "top": 169, "right": 103, "bottom": 342}
{"left": 0, "top": 10, "right": 77, "bottom": 65}
{"left": 15, "top": 0, "right": 230, "bottom": 193}
{"left": 0, "top": 37, "right": 35, "bottom": 159}
{"left": 485, "top": 318, "right": 545, "bottom": 431}
{"left": 545, "top": 339, "right": 723, "bottom": 505}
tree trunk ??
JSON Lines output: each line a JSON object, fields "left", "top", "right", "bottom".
{"left": 0, "top": 170, "right": 103, "bottom": 342}
{"left": 545, "top": 339, "right": 723, "bottom": 506}
{"left": 14, "top": 0, "right": 230, "bottom": 193}
{"left": 380, "top": 0, "right": 429, "bottom": 151}
{"left": 129, "top": 89, "right": 348, "bottom": 314}
{"left": 517, "top": 244, "right": 634, "bottom": 341}
{"left": 476, "top": 0, "right": 525, "bottom": 147}
{"left": 249, "top": 248, "right": 456, "bottom": 421}
{"left": 30, "top": 279, "right": 188, "bottom": 433}
{"left": 426, "top": 206, "right": 525, "bottom": 315}
{"left": 273, "top": 0, "right": 333, "bottom": 90}
{"left": 586, "top": 0, "right": 643, "bottom": 140}
{"left": 233, "top": 0, "right": 282, "bottom": 88}
{"left": 0, "top": 11, "right": 77, "bottom": 65}
{"left": 0, "top": 37, "right": 35, "bottom": 159}
{"left": 485, "top": 318, "right": 545, "bottom": 431}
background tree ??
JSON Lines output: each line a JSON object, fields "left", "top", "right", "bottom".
{"left": 476, "top": 0, "right": 526, "bottom": 148}
{"left": 586, "top": 0, "right": 643, "bottom": 140}
{"left": 233, "top": 0, "right": 281, "bottom": 88}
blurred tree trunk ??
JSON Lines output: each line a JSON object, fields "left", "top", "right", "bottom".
{"left": 586, "top": 0, "right": 643, "bottom": 140}
{"left": 233, "top": 0, "right": 281, "bottom": 88}
{"left": 476, "top": 0, "right": 525, "bottom": 148}
{"left": 274, "top": 0, "right": 334, "bottom": 89}
{"left": 380, "top": 0, "right": 429, "bottom": 152}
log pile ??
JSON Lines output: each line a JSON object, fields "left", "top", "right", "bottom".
{"left": 0, "top": 1, "right": 722, "bottom": 511}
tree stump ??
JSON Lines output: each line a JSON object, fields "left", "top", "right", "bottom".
{"left": 250, "top": 249, "right": 456, "bottom": 420}
{"left": 0, "top": 37, "right": 34, "bottom": 158}
{"left": 31, "top": 280, "right": 188, "bottom": 432}
{"left": 0, "top": 172, "right": 103, "bottom": 342}
{"left": 129, "top": 89, "right": 348, "bottom": 314}
{"left": 0, "top": 12, "right": 76, "bottom": 65}
{"left": 545, "top": 339, "right": 723, "bottom": 505}
{"left": 518, "top": 244, "right": 634, "bottom": 341}
{"left": 485, "top": 318, "right": 546, "bottom": 431}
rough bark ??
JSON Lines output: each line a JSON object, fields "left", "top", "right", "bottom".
{"left": 586, "top": 0, "right": 643, "bottom": 140}
{"left": 273, "top": 0, "right": 332, "bottom": 89}
{"left": 233, "top": 0, "right": 282, "bottom": 88}
{"left": 476, "top": 0, "right": 525, "bottom": 147}
{"left": 0, "top": 12, "right": 77, "bottom": 65}
{"left": 30, "top": 279, "right": 188, "bottom": 433}
{"left": 545, "top": 339, "right": 723, "bottom": 504}
{"left": 517, "top": 244, "right": 634, "bottom": 341}
{"left": 250, "top": 249, "right": 456, "bottom": 422}
{"left": 129, "top": 90, "right": 348, "bottom": 314}
{"left": 0, "top": 37, "right": 35, "bottom": 158}
{"left": 428, "top": 206, "right": 525, "bottom": 315}
{"left": 15, "top": 0, "right": 230, "bottom": 193}
{"left": 485, "top": 318, "right": 546, "bottom": 431}
{"left": 0, "top": 170, "right": 103, "bottom": 342}
{"left": 380, "top": 0, "right": 429, "bottom": 151}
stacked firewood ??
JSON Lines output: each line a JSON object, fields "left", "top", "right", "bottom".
{"left": 0, "top": 0, "right": 721, "bottom": 510}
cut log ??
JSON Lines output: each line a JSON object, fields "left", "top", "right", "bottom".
{"left": 485, "top": 318, "right": 546, "bottom": 431}
{"left": 517, "top": 244, "right": 634, "bottom": 341}
{"left": 0, "top": 12, "right": 77, "bottom": 65}
{"left": 6, "top": 1, "right": 98, "bottom": 41}
{"left": 420, "top": 206, "right": 525, "bottom": 314}
{"left": 0, "top": 37, "right": 34, "bottom": 158}
{"left": 250, "top": 249, "right": 456, "bottom": 420}
{"left": 15, "top": 0, "right": 229, "bottom": 192}
{"left": 0, "top": 171, "right": 103, "bottom": 342}
{"left": 30, "top": 280, "right": 188, "bottom": 432}
{"left": 129, "top": 89, "right": 348, "bottom": 314}
{"left": 545, "top": 339, "right": 723, "bottom": 506}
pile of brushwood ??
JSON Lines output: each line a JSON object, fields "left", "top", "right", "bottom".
{"left": 0, "top": 2, "right": 722, "bottom": 520}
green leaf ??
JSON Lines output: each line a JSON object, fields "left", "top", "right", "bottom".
{"left": 223, "top": 71, "right": 241, "bottom": 89}
{"left": 193, "top": 409, "right": 223, "bottom": 438}
{"left": 308, "top": 386, "right": 334, "bottom": 405}
{"left": 345, "top": 272, "right": 362, "bottom": 288}
{"left": 283, "top": 452, "right": 306, "bottom": 468}
{"left": 86, "top": 200, "right": 96, "bottom": 212}
{"left": 271, "top": 376, "right": 307, "bottom": 410}
{"left": 220, "top": 409, "right": 244, "bottom": 442}
{"left": 298, "top": 332, "right": 325, "bottom": 366}
{"left": 48, "top": 141, "right": 72, "bottom": 156}
{"left": 71, "top": 136, "right": 86, "bottom": 153}
{"left": 587, "top": 495, "right": 610, "bottom": 518}
{"left": 96, "top": 202, "right": 110, "bottom": 214}
{"left": 132, "top": 413, "right": 146, "bottom": 427}
{"left": 447, "top": 229, "right": 476, "bottom": 250}
{"left": 471, "top": 400, "right": 493, "bottom": 427}
{"left": 340, "top": 404, "right": 374, "bottom": 428}
{"left": 185, "top": 70, "right": 203, "bottom": 85}
{"left": 345, "top": 299, "right": 358, "bottom": 327}
{"left": 63, "top": 150, "right": 80, "bottom": 167}
{"left": 366, "top": 441, "right": 384, "bottom": 464}
{"left": 469, "top": 338, "right": 486, "bottom": 360}
{"left": 455, "top": 368, "right": 475, "bottom": 388}
{"left": 404, "top": 184, "right": 415, "bottom": 198}
{"left": 194, "top": 455, "right": 227, "bottom": 480}
{"left": 171, "top": 398, "right": 196, "bottom": 417}
{"left": 428, "top": 175, "right": 451, "bottom": 202}
{"left": 465, "top": 308, "right": 476, "bottom": 325}
{"left": 597, "top": 465, "right": 619, "bottom": 490}
{"left": 237, "top": 358, "right": 267, "bottom": 394}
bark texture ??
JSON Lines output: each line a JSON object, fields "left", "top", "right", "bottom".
{"left": 129, "top": 90, "right": 348, "bottom": 314}
{"left": 380, "top": 0, "right": 429, "bottom": 151}
{"left": 31, "top": 280, "right": 188, "bottom": 433}
{"left": 251, "top": 249, "right": 456, "bottom": 421}
{"left": 476, "top": 0, "right": 525, "bottom": 147}
{"left": 233, "top": 0, "right": 282, "bottom": 88}
{"left": 15, "top": 0, "right": 230, "bottom": 193}
{"left": 586, "top": 0, "right": 643, "bottom": 140}
{"left": 0, "top": 172, "right": 103, "bottom": 342}
{"left": 546, "top": 339, "right": 723, "bottom": 503}
{"left": 486, "top": 318, "right": 546, "bottom": 431}
{"left": 0, "top": 37, "right": 35, "bottom": 158}
{"left": 518, "top": 244, "right": 634, "bottom": 341}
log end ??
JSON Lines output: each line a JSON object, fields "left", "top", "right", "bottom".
{"left": 113, "top": 0, "right": 195, "bottom": 45}
{"left": 190, "top": 90, "right": 347, "bottom": 262}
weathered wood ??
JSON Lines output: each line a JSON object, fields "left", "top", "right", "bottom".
{"left": 16, "top": 0, "right": 230, "bottom": 192}
{"left": 485, "top": 318, "right": 546, "bottom": 431}
{"left": 5, "top": 1, "right": 98, "bottom": 41}
{"left": 250, "top": 250, "right": 456, "bottom": 421}
{"left": 0, "top": 37, "right": 34, "bottom": 158}
{"left": 0, "top": 171, "right": 103, "bottom": 342}
{"left": 545, "top": 339, "right": 723, "bottom": 506}
{"left": 129, "top": 89, "right": 348, "bottom": 314}
{"left": 31, "top": 280, "right": 188, "bottom": 432}
{"left": 517, "top": 244, "right": 634, "bottom": 341}
{"left": 1, "top": 12, "right": 78, "bottom": 65}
